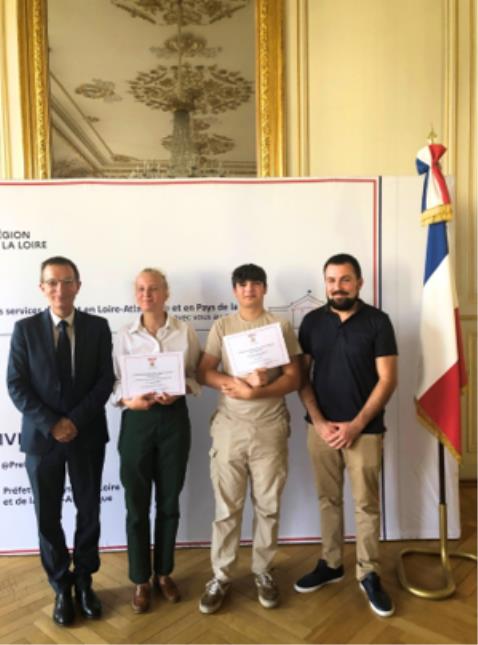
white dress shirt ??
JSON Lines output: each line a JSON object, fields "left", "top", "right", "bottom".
{"left": 112, "top": 314, "right": 201, "bottom": 406}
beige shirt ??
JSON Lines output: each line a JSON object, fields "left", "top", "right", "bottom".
{"left": 205, "top": 311, "right": 301, "bottom": 423}
{"left": 112, "top": 314, "right": 201, "bottom": 406}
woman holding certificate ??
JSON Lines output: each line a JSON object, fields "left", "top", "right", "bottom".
{"left": 112, "top": 268, "right": 201, "bottom": 613}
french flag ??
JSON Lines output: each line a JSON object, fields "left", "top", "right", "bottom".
{"left": 415, "top": 144, "right": 466, "bottom": 462}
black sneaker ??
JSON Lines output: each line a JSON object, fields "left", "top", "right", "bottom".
{"left": 294, "top": 559, "right": 344, "bottom": 593}
{"left": 359, "top": 572, "right": 395, "bottom": 617}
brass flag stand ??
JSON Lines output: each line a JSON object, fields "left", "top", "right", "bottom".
{"left": 397, "top": 442, "right": 477, "bottom": 599}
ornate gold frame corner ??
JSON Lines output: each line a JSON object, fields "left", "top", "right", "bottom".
{"left": 256, "top": 0, "right": 285, "bottom": 177}
{"left": 18, "top": 0, "right": 284, "bottom": 180}
{"left": 17, "top": 0, "right": 50, "bottom": 179}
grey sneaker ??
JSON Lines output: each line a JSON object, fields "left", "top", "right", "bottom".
{"left": 254, "top": 572, "right": 280, "bottom": 609}
{"left": 199, "top": 577, "right": 230, "bottom": 614}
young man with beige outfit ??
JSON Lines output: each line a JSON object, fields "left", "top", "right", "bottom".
{"left": 197, "top": 264, "right": 301, "bottom": 614}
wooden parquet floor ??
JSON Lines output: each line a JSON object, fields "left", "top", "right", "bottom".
{"left": 0, "top": 483, "right": 475, "bottom": 645}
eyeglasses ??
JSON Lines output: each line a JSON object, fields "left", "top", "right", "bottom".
{"left": 42, "top": 278, "right": 77, "bottom": 288}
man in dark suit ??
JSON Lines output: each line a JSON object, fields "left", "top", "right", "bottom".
{"left": 7, "top": 256, "right": 115, "bottom": 626}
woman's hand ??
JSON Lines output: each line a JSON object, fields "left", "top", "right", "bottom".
{"left": 122, "top": 393, "right": 156, "bottom": 410}
{"left": 154, "top": 392, "right": 180, "bottom": 406}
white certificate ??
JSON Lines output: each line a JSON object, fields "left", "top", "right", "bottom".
{"left": 223, "top": 322, "right": 290, "bottom": 377}
{"left": 121, "top": 352, "right": 185, "bottom": 397}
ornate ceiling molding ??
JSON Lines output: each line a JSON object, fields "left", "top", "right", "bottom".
{"left": 50, "top": 74, "right": 116, "bottom": 170}
{"left": 151, "top": 33, "right": 221, "bottom": 59}
{"left": 111, "top": 0, "right": 249, "bottom": 26}
{"left": 128, "top": 63, "right": 253, "bottom": 113}
{"left": 75, "top": 79, "right": 122, "bottom": 102}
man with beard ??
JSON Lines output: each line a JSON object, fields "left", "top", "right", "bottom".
{"left": 294, "top": 253, "right": 397, "bottom": 617}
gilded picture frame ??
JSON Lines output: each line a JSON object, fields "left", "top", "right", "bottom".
{"left": 17, "top": 0, "right": 285, "bottom": 179}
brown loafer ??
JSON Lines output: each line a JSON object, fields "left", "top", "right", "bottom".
{"left": 131, "top": 583, "right": 151, "bottom": 613}
{"left": 153, "top": 575, "right": 180, "bottom": 603}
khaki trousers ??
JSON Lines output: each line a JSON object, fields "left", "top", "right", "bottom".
{"left": 209, "top": 411, "right": 289, "bottom": 581}
{"left": 307, "top": 425, "right": 383, "bottom": 580}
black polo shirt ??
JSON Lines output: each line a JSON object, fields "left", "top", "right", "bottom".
{"left": 299, "top": 301, "right": 398, "bottom": 434}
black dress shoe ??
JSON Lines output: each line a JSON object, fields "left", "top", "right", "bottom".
{"left": 75, "top": 586, "right": 102, "bottom": 619}
{"left": 53, "top": 589, "right": 75, "bottom": 626}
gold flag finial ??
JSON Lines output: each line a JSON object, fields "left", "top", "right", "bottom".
{"left": 427, "top": 126, "right": 438, "bottom": 144}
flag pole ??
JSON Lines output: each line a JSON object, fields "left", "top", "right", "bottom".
{"left": 397, "top": 442, "right": 477, "bottom": 599}
{"left": 397, "top": 135, "right": 476, "bottom": 598}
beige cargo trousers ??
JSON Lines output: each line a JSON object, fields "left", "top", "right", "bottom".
{"left": 209, "top": 411, "right": 289, "bottom": 581}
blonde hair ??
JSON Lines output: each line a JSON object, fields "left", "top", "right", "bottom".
{"left": 136, "top": 268, "right": 169, "bottom": 297}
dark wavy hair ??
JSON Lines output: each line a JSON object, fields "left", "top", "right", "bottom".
{"left": 231, "top": 263, "right": 267, "bottom": 287}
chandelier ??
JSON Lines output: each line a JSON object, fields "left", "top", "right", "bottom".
{"left": 115, "top": 0, "right": 253, "bottom": 177}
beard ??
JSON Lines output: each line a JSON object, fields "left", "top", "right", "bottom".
{"left": 327, "top": 294, "right": 359, "bottom": 311}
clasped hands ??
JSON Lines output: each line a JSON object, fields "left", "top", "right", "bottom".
{"left": 51, "top": 417, "right": 78, "bottom": 443}
{"left": 221, "top": 368, "right": 268, "bottom": 400}
{"left": 123, "top": 392, "right": 180, "bottom": 410}
{"left": 314, "top": 419, "right": 362, "bottom": 449}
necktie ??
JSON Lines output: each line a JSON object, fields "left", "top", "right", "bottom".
{"left": 57, "top": 320, "right": 73, "bottom": 410}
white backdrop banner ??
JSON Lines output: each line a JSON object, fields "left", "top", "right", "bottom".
{"left": 0, "top": 178, "right": 460, "bottom": 554}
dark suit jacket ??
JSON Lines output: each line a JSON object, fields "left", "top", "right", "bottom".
{"left": 7, "top": 308, "right": 115, "bottom": 455}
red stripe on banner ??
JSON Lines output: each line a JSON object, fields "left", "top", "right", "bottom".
{"left": 0, "top": 534, "right": 363, "bottom": 555}
{"left": 153, "top": 177, "right": 374, "bottom": 187}
{"left": 0, "top": 177, "right": 379, "bottom": 187}
{"left": 417, "top": 362, "right": 461, "bottom": 457}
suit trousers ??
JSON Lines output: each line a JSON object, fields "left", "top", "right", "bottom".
{"left": 307, "top": 425, "right": 383, "bottom": 580}
{"left": 119, "top": 398, "right": 191, "bottom": 584}
{"left": 26, "top": 442, "right": 105, "bottom": 592}
{"left": 209, "top": 411, "right": 289, "bottom": 582}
